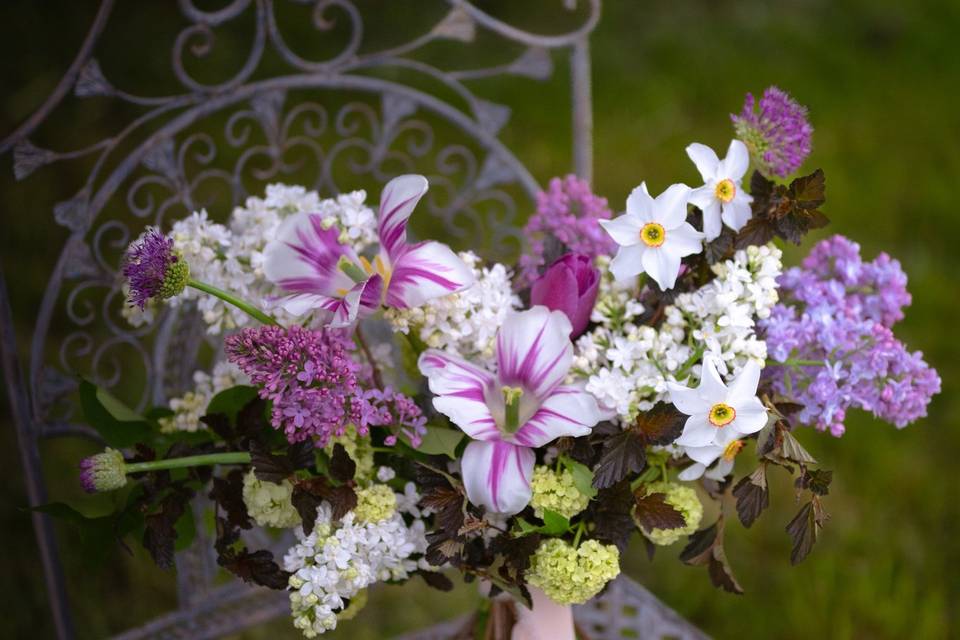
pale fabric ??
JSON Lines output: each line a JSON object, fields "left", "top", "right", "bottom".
{"left": 511, "top": 586, "right": 575, "bottom": 640}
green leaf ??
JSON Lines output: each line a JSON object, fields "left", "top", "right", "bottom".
{"left": 539, "top": 510, "right": 570, "bottom": 536}
{"left": 206, "top": 385, "right": 258, "bottom": 423}
{"left": 560, "top": 456, "right": 598, "bottom": 499}
{"left": 407, "top": 426, "right": 464, "bottom": 459}
{"left": 79, "top": 379, "right": 152, "bottom": 448}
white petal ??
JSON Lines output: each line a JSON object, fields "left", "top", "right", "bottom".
{"left": 418, "top": 350, "right": 499, "bottom": 441}
{"left": 721, "top": 198, "right": 753, "bottom": 232}
{"left": 701, "top": 200, "right": 723, "bottom": 241}
{"left": 667, "top": 223, "right": 704, "bottom": 258}
{"left": 684, "top": 444, "right": 724, "bottom": 466}
{"left": 704, "top": 458, "right": 735, "bottom": 480}
{"left": 654, "top": 183, "right": 692, "bottom": 229}
{"left": 599, "top": 213, "right": 643, "bottom": 246}
{"left": 460, "top": 440, "right": 534, "bottom": 515}
{"left": 731, "top": 397, "right": 768, "bottom": 436}
{"left": 641, "top": 246, "right": 681, "bottom": 291}
{"left": 674, "top": 415, "right": 718, "bottom": 447}
{"left": 609, "top": 244, "right": 646, "bottom": 282}
{"left": 386, "top": 241, "right": 474, "bottom": 309}
{"left": 698, "top": 355, "right": 729, "bottom": 401}
{"left": 667, "top": 382, "right": 710, "bottom": 416}
{"left": 678, "top": 462, "right": 707, "bottom": 481}
{"left": 496, "top": 307, "right": 572, "bottom": 400}
{"left": 686, "top": 143, "right": 721, "bottom": 181}
{"left": 727, "top": 359, "right": 762, "bottom": 402}
{"left": 512, "top": 386, "right": 600, "bottom": 447}
{"left": 625, "top": 182, "right": 655, "bottom": 221}
{"left": 263, "top": 211, "right": 356, "bottom": 296}
{"left": 723, "top": 139, "right": 750, "bottom": 181}
{"left": 688, "top": 185, "right": 716, "bottom": 210}
{"left": 378, "top": 174, "right": 428, "bottom": 262}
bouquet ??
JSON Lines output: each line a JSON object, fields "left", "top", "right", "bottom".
{"left": 71, "top": 87, "right": 939, "bottom": 637}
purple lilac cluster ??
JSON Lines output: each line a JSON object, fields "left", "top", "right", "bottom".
{"left": 225, "top": 325, "right": 426, "bottom": 446}
{"left": 761, "top": 235, "right": 940, "bottom": 436}
{"left": 122, "top": 227, "right": 183, "bottom": 309}
{"left": 732, "top": 86, "right": 813, "bottom": 178}
{"left": 517, "top": 175, "right": 616, "bottom": 288}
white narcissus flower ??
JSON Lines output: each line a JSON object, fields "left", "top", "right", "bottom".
{"left": 668, "top": 355, "right": 768, "bottom": 449}
{"left": 599, "top": 183, "right": 704, "bottom": 291}
{"left": 686, "top": 140, "right": 754, "bottom": 241}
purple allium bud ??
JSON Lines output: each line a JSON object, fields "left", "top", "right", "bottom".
{"left": 79, "top": 448, "right": 127, "bottom": 493}
{"left": 731, "top": 86, "right": 813, "bottom": 178}
{"left": 121, "top": 227, "right": 189, "bottom": 309}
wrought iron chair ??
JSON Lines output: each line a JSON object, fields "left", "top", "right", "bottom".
{"left": 0, "top": 1, "right": 708, "bottom": 637}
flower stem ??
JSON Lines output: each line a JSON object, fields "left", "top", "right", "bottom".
{"left": 126, "top": 451, "right": 251, "bottom": 474}
{"left": 767, "top": 358, "right": 825, "bottom": 367}
{"left": 572, "top": 520, "right": 586, "bottom": 547}
{"left": 354, "top": 326, "right": 384, "bottom": 389}
{"left": 187, "top": 279, "right": 278, "bottom": 326}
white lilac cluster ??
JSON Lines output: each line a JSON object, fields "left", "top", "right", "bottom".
{"left": 282, "top": 486, "right": 431, "bottom": 637}
{"left": 158, "top": 361, "right": 248, "bottom": 433}
{"left": 164, "top": 185, "right": 377, "bottom": 333}
{"left": 574, "top": 245, "right": 782, "bottom": 423}
{"left": 384, "top": 251, "right": 520, "bottom": 364}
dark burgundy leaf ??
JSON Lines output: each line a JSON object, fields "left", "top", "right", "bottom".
{"left": 592, "top": 431, "right": 646, "bottom": 489}
{"left": 633, "top": 490, "right": 686, "bottom": 530}
{"left": 732, "top": 465, "right": 769, "bottom": 528}
{"left": 708, "top": 543, "right": 744, "bottom": 595}
{"left": 788, "top": 169, "right": 826, "bottom": 209}
{"left": 797, "top": 468, "right": 833, "bottom": 496}
{"left": 287, "top": 440, "right": 315, "bottom": 471}
{"left": 209, "top": 469, "right": 252, "bottom": 530}
{"left": 218, "top": 547, "right": 290, "bottom": 590}
{"left": 679, "top": 522, "right": 719, "bottom": 566}
{"left": 328, "top": 443, "right": 356, "bottom": 483}
{"left": 635, "top": 403, "right": 686, "bottom": 446}
{"left": 291, "top": 485, "right": 324, "bottom": 536}
{"left": 703, "top": 227, "right": 736, "bottom": 264}
{"left": 143, "top": 513, "right": 176, "bottom": 569}
{"left": 325, "top": 485, "right": 358, "bottom": 520}
{"left": 419, "top": 570, "right": 454, "bottom": 591}
{"left": 735, "top": 217, "right": 777, "bottom": 249}
{"left": 199, "top": 413, "right": 234, "bottom": 443}
{"left": 236, "top": 397, "right": 269, "bottom": 440}
{"left": 786, "top": 501, "right": 821, "bottom": 565}
{"left": 589, "top": 481, "right": 636, "bottom": 552}
{"left": 249, "top": 442, "right": 295, "bottom": 483}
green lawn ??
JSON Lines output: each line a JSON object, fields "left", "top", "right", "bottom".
{"left": 1, "top": 1, "right": 957, "bottom": 638}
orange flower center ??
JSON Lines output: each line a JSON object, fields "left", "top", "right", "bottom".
{"left": 714, "top": 178, "right": 736, "bottom": 203}
{"left": 708, "top": 402, "right": 736, "bottom": 428}
{"left": 640, "top": 222, "right": 666, "bottom": 247}
{"left": 722, "top": 439, "right": 745, "bottom": 462}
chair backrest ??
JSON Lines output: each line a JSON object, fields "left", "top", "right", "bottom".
{"left": 1, "top": 1, "right": 601, "bottom": 637}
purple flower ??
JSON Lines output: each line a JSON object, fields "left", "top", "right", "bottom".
{"left": 263, "top": 175, "right": 474, "bottom": 327}
{"left": 122, "top": 227, "right": 189, "bottom": 308}
{"left": 225, "top": 325, "right": 426, "bottom": 446}
{"left": 530, "top": 253, "right": 600, "bottom": 338}
{"left": 760, "top": 235, "right": 939, "bottom": 435}
{"left": 731, "top": 86, "right": 813, "bottom": 178}
{"left": 79, "top": 448, "right": 127, "bottom": 493}
{"left": 518, "top": 175, "right": 616, "bottom": 288}
{"left": 418, "top": 307, "right": 604, "bottom": 515}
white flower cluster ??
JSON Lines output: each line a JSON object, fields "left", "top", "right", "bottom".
{"left": 162, "top": 184, "right": 377, "bottom": 333}
{"left": 384, "top": 251, "right": 520, "bottom": 364}
{"left": 574, "top": 245, "right": 782, "bottom": 422}
{"left": 242, "top": 470, "right": 301, "bottom": 528}
{"left": 158, "top": 361, "right": 248, "bottom": 433}
{"left": 282, "top": 485, "right": 430, "bottom": 637}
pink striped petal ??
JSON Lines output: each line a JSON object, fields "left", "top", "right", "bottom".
{"left": 496, "top": 307, "right": 573, "bottom": 400}
{"left": 511, "top": 386, "right": 601, "bottom": 447}
{"left": 378, "top": 174, "right": 429, "bottom": 263}
{"left": 385, "top": 241, "right": 474, "bottom": 309}
{"left": 264, "top": 211, "right": 357, "bottom": 297}
{"left": 461, "top": 440, "right": 534, "bottom": 515}
{"left": 274, "top": 275, "right": 381, "bottom": 328}
{"left": 418, "top": 349, "right": 499, "bottom": 441}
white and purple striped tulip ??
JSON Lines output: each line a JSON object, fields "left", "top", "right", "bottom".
{"left": 263, "top": 175, "right": 474, "bottom": 327}
{"left": 418, "top": 306, "right": 605, "bottom": 515}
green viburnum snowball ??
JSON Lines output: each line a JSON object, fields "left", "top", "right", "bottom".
{"left": 527, "top": 538, "right": 620, "bottom": 605}
{"left": 635, "top": 481, "right": 703, "bottom": 546}
{"left": 529, "top": 465, "right": 591, "bottom": 519}
{"left": 158, "top": 256, "right": 190, "bottom": 300}
{"left": 353, "top": 484, "right": 396, "bottom": 524}
{"left": 242, "top": 470, "right": 301, "bottom": 529}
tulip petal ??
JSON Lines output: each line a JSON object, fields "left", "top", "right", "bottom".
{"left": 511, "top": 386, "right": 600, "bottom": 447}
{"left": 386, "top": 241, "right": 474, "bottom": 309}
{"left": 529, "top": 262, "right": 579, "bottom": 332}
{"left": 378, "top": 174, "right": 429, "bottom": 263}
{"left": 496, "top": 307, "right": 573, "bottom": 400}
{"left": 264, "top": 211, "right": 357, "bottom": 299}
{"left": 461, "top": 440, "right": 534, "bottom": 515}
{"left": 418, "top": 349, "right": 500, "bottom": 441}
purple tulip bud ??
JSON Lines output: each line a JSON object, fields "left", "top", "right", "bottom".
{"left": 530, "top": 253, "right": 600, "bottom": 338}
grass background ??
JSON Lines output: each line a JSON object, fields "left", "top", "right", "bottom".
{"left": 1, "top": 0, "right": 957, "bottom": 638}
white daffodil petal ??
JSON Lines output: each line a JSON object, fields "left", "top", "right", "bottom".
{"left": 686, "top": 143, "right": 721, "bottom": 181}
{"left": 641, "top": 246, "right": 681, "bottom": 291}
{"left": 609, "top": 244, "right": 646, "bottom": 282}
{"left": 625, "top": 182, "right": 655, "bottom": 221}
{"left": 655, "top": 183, "right": 693, "bottom": 229}
{"left": 599, "top": 213, "right": 644, "bottom": 246}
{"left": 675, "top": 415, "right": 718, "bottom": 447}
{"left": 724, "top": 139, "right": 750, "bottom": 181}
